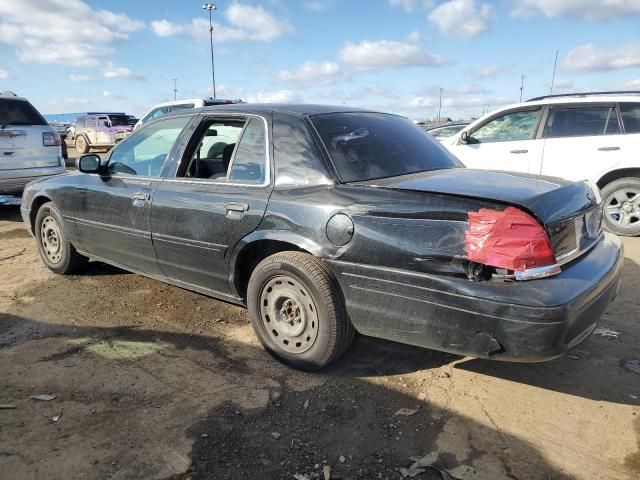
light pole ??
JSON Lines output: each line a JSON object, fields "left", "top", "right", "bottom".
{"left": 172, "top": 78, "right": 178, "bottom": 101}
{"left": 519, "top": 74, "right": 526, "bottom": 102}
{"left": 437, "top": 88, "right": 443, "bottom": 123}
{"left": 202, "top": 3, "right": 217, "bottom": 98}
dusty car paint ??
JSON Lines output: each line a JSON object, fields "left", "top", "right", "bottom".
{"left": 20, "top": 104, "right": 623, "bottom": 362}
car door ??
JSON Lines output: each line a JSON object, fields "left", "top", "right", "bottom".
{"left": 539, "top": 104, "right": 622, "bottom": 182}
{"left": 73, "top": 115, "right": 192, "bottom": 274}
{"left": 150, "top": 113, "right": 272, "bottom": 296}
{"left": 448, "top": 107, "right": 543, "bottom": 174}
{"left": 85, "top": 116, "right": 98, "bottom": 144}
{"left": 618, "top": 102, "right": 640, "bottom": 170}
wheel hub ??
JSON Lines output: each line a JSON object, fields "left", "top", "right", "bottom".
{"left": 40, "top": 215, "right": 63, "bottom": 264}
{"left": 605, "top": 188, "right": 640, "bottom": 230}
{"left": 260, "top": 275, "right": 319, "bottom": 354}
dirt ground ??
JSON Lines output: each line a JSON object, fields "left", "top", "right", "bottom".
{"left": 1, "top": 144, "right": 639, "bottom": 479}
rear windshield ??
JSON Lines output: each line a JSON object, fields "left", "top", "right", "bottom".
{"left": 311, "top": 112, "right": 461, "bottom": 182}
{"left": 0, "top": 99, "right": 47, "bottom": 126}
{"left": 108, "top": 115, "right": 130, "bottom": 126}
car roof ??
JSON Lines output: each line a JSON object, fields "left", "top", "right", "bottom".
{"left": 167, "top": 103, "right": 376, "bottom": 118}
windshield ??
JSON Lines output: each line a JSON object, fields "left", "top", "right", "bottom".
{"left": 108, "top": 114, "right": 130, "bottom": 126}
{"left": 0, "top": 99, "right": 47, "bottom": 126}
{"left": 311, "top": 112, "right": 462, "bottom": 183}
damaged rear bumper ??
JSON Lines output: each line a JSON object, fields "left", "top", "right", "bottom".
{"left": 328, "top": 233, "right": 623, "bottom": 362}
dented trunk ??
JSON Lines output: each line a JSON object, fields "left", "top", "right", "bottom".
{"left": 356, "top": 168, "right": 603, "bottom": 270}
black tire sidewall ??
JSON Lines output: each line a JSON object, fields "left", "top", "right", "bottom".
{"left": 35, "top": 203, "right": 72, "bottom": 273}
{"left": 247, "top": 257, "right": 338, "bottom": 370}
{"left": 601, "top": 178, "right": 640, "bottom": 236}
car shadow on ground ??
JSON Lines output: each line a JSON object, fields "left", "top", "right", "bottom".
{"left": 0, "top": 312, "right": 579, "bottom": 480}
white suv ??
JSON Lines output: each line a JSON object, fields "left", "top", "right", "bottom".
{"left": 0, "top": 92, "right": 64, "bottom": 198}
{"left": 134, "top": 97, "right": 243, "bottom": 130}
{"left": 444, "top": 92, "right": 640, "bottom": 236}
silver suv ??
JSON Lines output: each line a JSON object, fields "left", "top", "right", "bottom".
{"left": 0, "top": 92, "right": 64, "bottom": 198}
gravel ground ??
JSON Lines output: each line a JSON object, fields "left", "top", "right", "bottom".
{"left": 1, "top": 148, "right": 638, "bottom": 479}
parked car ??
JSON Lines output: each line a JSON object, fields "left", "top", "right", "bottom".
{"left": 0, "top": 91, "right": 64, "bottom": 197}
{"left": 134, "top": 97, "right": 243, "bottom": 130}
{"left": 444, "top": 91, "right": 640, "bottom": 236}
{"left": 21, "top": 104, "right": 622, "bottom": 371}
{"left": 74, "top": 112, "right": 133, "bottom": 154}
{"left": 424, "top": 122, "right": 469, "bottom": 141}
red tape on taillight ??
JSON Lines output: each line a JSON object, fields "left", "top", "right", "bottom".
{"left": 465, "top": 207, "right": 556, "bottom": 272}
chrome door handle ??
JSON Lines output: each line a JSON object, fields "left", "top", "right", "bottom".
{"left": 510, "top": 149, "right": 528, "bottom": 154}
{"left": 225, "top": 202, "right": 248, "bottom": 219}
{"left": 131, "top": 192, "right": 150, "bottom": 207}
{"left": 598, "top": 146, "right": 620, "bottom": 151}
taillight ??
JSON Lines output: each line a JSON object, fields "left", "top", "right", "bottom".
{"left": 43, "top": 131, "right": 61, "bottom": 146}
{"left": 465, "top": 207, "right": 559, "bottom": 279}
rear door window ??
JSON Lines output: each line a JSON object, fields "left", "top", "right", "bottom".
{"left": 543, "top": 107, "right": 620, "bottom": 138}
{"left": 620, "top": 103, "right": 640, "bottom": 134}
{"left": 228, "top": 117, "right": 267, "bottom": 184}
{"left": 0, "top": 99, "right": 47, "bottom": 126}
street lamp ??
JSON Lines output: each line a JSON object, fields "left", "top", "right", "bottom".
{"left": 202, "top": 3, "right": 217, "bottom": 99}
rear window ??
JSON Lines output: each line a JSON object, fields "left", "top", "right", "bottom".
{"left": 108, "top": 115, "right": 130, "bottom": 126}
{"left": 0, "top": 99, "right": 47, "bottom": 126}
{"left": 311, "top": 112, "right": 461, "bottom": 182}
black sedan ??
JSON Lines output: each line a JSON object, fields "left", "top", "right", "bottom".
{"left": 20, "top": 104, "right": 623, "bottom": 370}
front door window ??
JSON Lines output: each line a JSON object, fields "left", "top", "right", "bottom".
{"left": 471, "top": 109, "right": 540, "bottom": 143}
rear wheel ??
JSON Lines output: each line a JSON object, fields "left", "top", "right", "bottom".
{"left": 247, "top": 252, "right": 355, "bottom": 370}
{"left": 601, "top": 177, "right": 640, "bottom": 236}
{"left": 35, "top": 202, "right": 88, "bottom": 274}
{"left": 75, "top": 135, "right": 89, "bottom": 154}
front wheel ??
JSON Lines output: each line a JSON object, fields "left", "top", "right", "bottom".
{"left": 75, "top": 135, "right": 89, "bottom": 154}
{"left": 601, "top": 177, "right": 640, "bottom": 236}
{"left": 247, "top": 252, "right": 355, "bottom": 371}
{"left": 35, "top": 202, "right": 88, "bottom": 274}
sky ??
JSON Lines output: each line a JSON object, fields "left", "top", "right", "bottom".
{"left": 1, "top": 0, "right": 640, "bottom": 120}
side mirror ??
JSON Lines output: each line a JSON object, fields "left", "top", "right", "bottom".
{"left": 76, "top": 154, "right": 101, "bottom": 174}
{"left": 460, "top": 131, "right": 470, "bottom": 144}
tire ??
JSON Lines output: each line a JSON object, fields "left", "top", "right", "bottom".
{"left": 600, "top": 177, "right": 640, "bottom": 236}
{"left": 247, "top": 251, "right": 355, "bottom": 371}
{"left": 75, "top": 135, "right": 89, "bottom": 154}
{"left": 35, "top": 202, "right": 88, "bottom": 274}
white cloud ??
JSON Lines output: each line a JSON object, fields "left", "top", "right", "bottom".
{"left": 103, "top": 62, "right": 145, "bottom": 80}
{"left": 0, "top": 0, "right": 143, "bottom": 67}
{"left": 428, "top": 0, "right": 494, "bottom": 38}
{"left": 0, "top": 68, "right": 8, "bottom": 79}
{"left": 469, "top": 65, "right": 511, "bottom": 78}
{"left": 152, "top": 2, "right": 292, "bottom": 43}
{"left": 69, "top": 74, "right": 90, "bottom": 82}
{"left": 406, "top": 30, "right": 422, "bottom": 43}
{"left": 625, "top": 78, "right": 640, "bottom": 89}
{"left": 246, "top": 89, "right": 302, "bottom": 103}
{"left": 512, "top": 0, "right": 640, "bottom": 21}
{"left": 388, "top": 0, "right": 423, "bottom": 12}
{"left": 277, "top": 61, "right": 342, "bottom": 87}
{"left": 563, "top": 43, "right": 640, "bottom": 72}
{"left": 304, "top": 1, "right": 333, "bottom": 11}
{"left": 338, "top": 40, "right": 446, "bottom": 70}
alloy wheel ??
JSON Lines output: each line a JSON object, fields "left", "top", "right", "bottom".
{"left": 604, "top": 188, "right": 640, "bottom": 230}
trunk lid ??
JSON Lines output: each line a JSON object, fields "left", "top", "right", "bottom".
{"left": 357, "top": 168, "right": 603, "bottom": 264}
